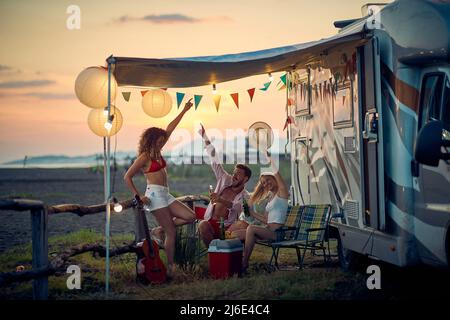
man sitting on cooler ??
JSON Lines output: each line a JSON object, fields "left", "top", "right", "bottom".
{"left": 198, "top": 125, "right": 252, "bottom": 247}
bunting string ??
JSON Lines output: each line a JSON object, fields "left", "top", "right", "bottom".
{"left": 119, "top": 73, "right": 291, "bottom": 112}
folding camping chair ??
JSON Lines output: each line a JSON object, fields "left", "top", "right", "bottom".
{"left": 255, "top": 205, "right": 304, "bottom": 267}
{"left": 269, "top": 204, "right": 332, "bottom": 269}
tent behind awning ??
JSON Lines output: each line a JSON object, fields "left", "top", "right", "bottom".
{"left": 111, "top": 18, "right": 368, "bottom": 88}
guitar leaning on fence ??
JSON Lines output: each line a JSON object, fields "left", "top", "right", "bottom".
{"left": 132, "top": 197, "right": 167, "bottom": 284}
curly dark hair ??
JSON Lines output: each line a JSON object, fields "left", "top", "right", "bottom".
{"left": 138, "top": 127, "right": 167, "bottom": 159}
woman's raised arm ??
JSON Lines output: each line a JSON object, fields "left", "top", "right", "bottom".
{"left": 266, "top": 153, "right": 289, "bottom": 199}
{"left": 165, "top": 98, "right": 193, "bottom": 141}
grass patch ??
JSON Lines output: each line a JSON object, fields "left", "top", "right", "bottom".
{"left": 0, "top": 230, "right": 367, "bottom": 300}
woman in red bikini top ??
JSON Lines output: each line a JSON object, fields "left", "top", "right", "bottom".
{"left": 124, "top": 98, "right": 196, "bottom": 277}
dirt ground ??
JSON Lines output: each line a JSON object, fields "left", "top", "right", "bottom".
{"left": 0, "top": 167, "right": 214, "bottom": 252}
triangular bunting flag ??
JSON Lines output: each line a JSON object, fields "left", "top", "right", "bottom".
{"left": 141, "top": 90, "right": 149, "bottom": 97}
{"left": 259, "top": 82, "right": 271, "bottom": 91}
{"left": 176, "top": 92, "right": 185, "bottom": 109}
{"left": 213, "top": 95, "right": 221, "bottom": 112}
{"left": 194, "top": 95, "right": 203, "bottom": 110}
{"left": 231, "top": 93, "right": 239, "bottom": 109}
{"left": 122, "top": 92, "right": 131, "bottom": 102}
{"left": 280, "top": 74, "right": 287, "bottom": 86}
{"left": 283, "top": 116, "right": 294, "bottom": 131}
{"left": 247, "top": 88, "right": 255, "bottom": 102}
{"left": 278, "top": 84, "right": 286, "bottom": 91}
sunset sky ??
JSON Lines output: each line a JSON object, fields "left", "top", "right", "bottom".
{"left": 0, "top": 0, "right": 389, "bottom": 164}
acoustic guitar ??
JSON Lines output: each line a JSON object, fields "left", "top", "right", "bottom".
{"left": 133, "top": 197, "right": 167, "bottom": 284}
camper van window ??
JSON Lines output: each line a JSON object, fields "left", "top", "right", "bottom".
{"left": 442, "top": 77, "right": 450, "bottom": 142}
{"left": 419, "top": 74, "right": 444, "bottom": 130}
{"left": 442, "top": 77, "right": 450, "bottom": 130}
{"left": 295, "top": 71, "right": 311, "bottom": 116}
{"left": 333, "top": 79, "right": 354, "bottom": 128}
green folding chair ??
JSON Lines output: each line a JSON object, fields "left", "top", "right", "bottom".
{"left": 256, "top": 205, "right": 304, "bottom": 267}
{"left": 270, "top": 204, "right": 332, "bottom": 269}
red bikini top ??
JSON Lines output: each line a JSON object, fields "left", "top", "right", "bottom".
{"left": 145, "top": 157, "right": 167, "bottom": 173}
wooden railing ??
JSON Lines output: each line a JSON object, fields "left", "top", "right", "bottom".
{"left": 0, "top": 195, "right": 209, "bottom": 300}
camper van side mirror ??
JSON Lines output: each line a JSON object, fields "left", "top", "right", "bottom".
{"left": 414, "top": 121, "right": 450, "bottom": 167}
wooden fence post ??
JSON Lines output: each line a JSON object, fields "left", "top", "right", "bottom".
{"left": 31, "top": 207, "right": 48, "bottom": 300}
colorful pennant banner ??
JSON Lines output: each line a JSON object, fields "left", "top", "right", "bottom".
{"left": 122, "top": 92, "right": 131, "bottom": 102}
{"left": 247, "top": 88, "right": 255, "bottom": 102}
{"left": 194, "top": 95, "right": 203, "bottom": 110}
{"left": 283, "top": 116, "right": 295, "bottom": 131}
{"left": 176, "top": 92, "right": 185, "bottom": 109}
{"left": 213, "top": 95, "right": 221, "bottom": 112}
{"left": 132, "top": 72, "right": 288, "bottom": 114}
{"left": 231, "top": 93, "right": 239, "bottom": 109}
{"left": 259, "top": 81, "right": 271, "bottom": 91}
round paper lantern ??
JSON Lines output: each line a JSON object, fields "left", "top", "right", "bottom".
{"left": 75, "top": 66, "right": 117, "bottom": 109}
{"left": 87, "top": 105, "right": 123, "bottom": 137}
{"left": 248, "top": 121, "right": 274, "bottom": 151}
{"left": 142, "top": 89, "right": 172, "bottom": 118}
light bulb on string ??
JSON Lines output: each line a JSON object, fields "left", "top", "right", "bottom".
{"left": 112, "top": 197, "right": 123, "bottom": 213}
{"left": 268, "top": 73, "right": 274, "bottom": 81}
{"left": 212, "top": 84, "right": 217, "bottom": 95}
{"left": 104, "top": 115, "right": 114, "bottom": 132}
{"left": 103, "top": 107, "right": 109, "bottom": 116}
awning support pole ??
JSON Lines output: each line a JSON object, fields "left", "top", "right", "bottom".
{"left": 105, "top": 55, "right": 115, "bottom": 296}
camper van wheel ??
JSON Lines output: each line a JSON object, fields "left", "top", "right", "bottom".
{"left": 337, "top": 233, "right": 363, "bottom": 272}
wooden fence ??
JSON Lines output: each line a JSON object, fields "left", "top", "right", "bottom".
{"left": 0, "top": 195, "right": 209, "bottom": 300}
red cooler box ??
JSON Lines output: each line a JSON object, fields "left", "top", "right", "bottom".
{"left": 208, "top": 239, "right": 243, "bottom": 279}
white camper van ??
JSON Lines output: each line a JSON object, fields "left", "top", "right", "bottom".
{"left": 109, "top": 0, "right": 450, "bottom": 269}
{"left": 286, "top": 0, "right": 450, "bottom": 268}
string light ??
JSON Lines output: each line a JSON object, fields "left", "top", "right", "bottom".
{"left": 112, "top": 197, "right": 123, "bottom": 213}
{"left": 104, "top": 115, "right": 114, "bottom": 132}
{"left": 103, "top": 107, "right": 109, "bottom": 116}
{"left": 268, "top": 73, "right": 274, "bottom": 81}
{"left": 212, "top": 83, "right": 217, "bottom": 95}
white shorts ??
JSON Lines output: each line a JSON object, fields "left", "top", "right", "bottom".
{"left": 144, "top": 184, "right": 176, "bottom": 212}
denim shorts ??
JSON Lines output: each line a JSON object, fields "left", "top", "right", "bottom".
{"left": 144, "top": 184, "right": 176, "bottom": 212}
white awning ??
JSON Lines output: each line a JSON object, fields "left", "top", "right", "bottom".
{"left": 112, "top": 19, "right": 368, "bottom": 88}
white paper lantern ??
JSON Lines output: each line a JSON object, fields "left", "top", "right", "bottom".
{"left": 75, "top": 66, "right": 117, "bottom": 109}
{"left": 142, "top": 89, "right": 172, "bottom": 118}
{"left": 87, "top": 105, "right": 123, "bottom": 137}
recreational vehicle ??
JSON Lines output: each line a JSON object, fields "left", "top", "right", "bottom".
{"left": 108, "top": 0, "right": 449, "bottom": 269}
{"left": 287, "top": 0, "right": 450, "bottom": 268}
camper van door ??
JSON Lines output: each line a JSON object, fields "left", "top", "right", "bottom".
{"left": 359, "top": 37, "right": 384, "bottom": 230}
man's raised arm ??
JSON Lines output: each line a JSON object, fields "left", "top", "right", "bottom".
{"left": 198, "top": 124, "right": 227, "bottom": 179}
